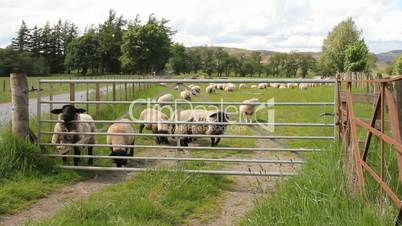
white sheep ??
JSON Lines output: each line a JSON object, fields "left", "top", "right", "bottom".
{"left": 190, "top": 85, "right": 201, "bottom": 95}
{"left": 51, "top": 105, "right": 96, "bottom": 166}
{"left": 224, "top": 83, "right": 235, "bottom": 92}
{"left": 258, "top": 83, "right": 268, "bottom": 89}
{"left": 172, "top": 110, "right": 229, "bottom": 146}
{"left": 206, "top": 84, "right": 215, "bottom": 94}
{"left": 216, "top": 84, "right": 225, "bottom": 90}
{"left": 239, "top": 98, "right": 260, "bottom": 122}
{"left": 139, "top": 108, "right": 170, "bottom": 144}
{"left": 157, "top": 93, "right": 174, "bottom": 105}
{"left": 279, "top": 84, "right": 287, "bottom": 89}
{"left": 106, "top": 119, "right": 135, "bottom": 167}
{"left": 180, "top": 90, "right": 192, "bottom": 101}
{"left": 270, "top": 83, "right": 280, "bottom": 88}
{"left": 239, "top": 83, "right": 247, "bottom": 89}
{"left": 251, "top": 85, "right": 257, "bottom": 88}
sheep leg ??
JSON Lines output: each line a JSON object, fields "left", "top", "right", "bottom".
{"left": 87, "top": 147, "right": 93, "bottom": 166}
{"left": 129, "top": 141, "right": 134, "bottom": 156}
{"left": 73, "top": 147, "right": 81, "bottom": 166}
{"left": 62, "top": 156, "right": 67, "bottom": 165}
{"left": 139, "top": 124, "right": 144, "bottom": 133}
{"left": 214, "top": 138, "right": 221, "bottom": 146}
{"left": 210, "top": 138, "right": 215, "bottom": 147}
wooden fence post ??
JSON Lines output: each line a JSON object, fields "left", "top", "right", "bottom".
{"left": 396, "top": 80, "right": 402, "bottom": 138}
{"left": 69, "top": 83, "right": 75, "bottom": 102}
{"left": 10, "top": 72, "right": 29, "bottom": 138}
{"left": 96, "top": 83, "right": 100, "bottom": 118}
{"left": 3, "top": 79, "right": 5, "bottom": 92}
{"left": 113, "top": 83, "right": 116, "bottom": 101}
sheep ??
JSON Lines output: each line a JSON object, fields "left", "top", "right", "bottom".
{"left": 171, "top": 110, "right": 229, "bottom": 147}
{"left": 251, "top": 85, "right": 257, "bottom": 88}
{"left": 299, "top": 83, "right": 309, "bottom": 90}
{"left": 287, "top": 83, "right": 298, "bottom": 88}
{"left": 279, "top": 84, "right": 287, "bottom": 89}
{"left": 209, "top": 83, "right": 218, "bottom": 89}
{"left": 216, "top": 84, "right": 225, "bottom": 90}
{"left": 180, "top": 90, "right": 192, "bottom": 101}
{"left": 157, "top": 93, "right": 174, "bottom": 105}
{"left": 239, "top": 83, "right": 247, "bottom": 89}
{"left": 270, "top": 83, "right": 280, "bottom": 88}
{"left": 173, "top": 85, "right": 179, "bottom": 90}
{"left": 258, "top": 83, "right": 267, "bottom": 89}
{"left": 206, "top": 84, "right": 216, "bottom": 94}
{"left": 51, "top": 105, "right": 96, "bottom": 166}
{"left": 139, "top": 108, "right": 170, "bottom": 144}
{"left": 224, "top": 83, "right": 235, "bottom": 92}
{"left": 106, "top": 119, "right": 135, "bottom": 167}
{"left": 239, "top": 98, "right": 260, "bottom": 122}
{"left": 190, "top": 85, "right": 201, "bottom": 95}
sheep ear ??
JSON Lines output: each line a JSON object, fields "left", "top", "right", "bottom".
{"left": 208, "top": 112, "right": 218, "bottom": 118}
{"left": 75, "top": 108, "right": 86, "bottom": 113}
{"left": 51, "top": 109, "right": 62, "bottom": 114}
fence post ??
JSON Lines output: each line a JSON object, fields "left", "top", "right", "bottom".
{"left": 2, "top": 79, "right": 5, "bottom": 92}
{"left": 10, "top": 72, "right": 29, "bottom": 139}
{"left": 113, "top": 83, "right": 116, "bottom": 101}
{"left": 96, "top": 83, "right": 100, "bottom": 118}
{"left": 49, "top": 83, "right": 53, "bottom": 131}
{"left": 69, "top": 83, "right": 75, "bottom": 107}
{"left": 125, "top": 82, "right": 128, "bottom": 101}
{"left": 396, "top": 80, "right": 402, "bottom": 139}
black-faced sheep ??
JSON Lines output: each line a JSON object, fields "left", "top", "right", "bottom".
{"left": 106, "top": 119, "right": 135, "bottom": 167}
{"left": 172, "top": 110, "right": 229, "bottom": 147}
{"left": 51, "top": 105, "right": 96, "bottom": 166}
{"left": 139, "top": 108, "right": 170, "bottom": 144}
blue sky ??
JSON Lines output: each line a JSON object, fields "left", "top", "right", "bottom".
{"left": 0, "top": 0, "right": 401, "bottom": 53}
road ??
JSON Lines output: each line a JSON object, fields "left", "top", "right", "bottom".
{"left": 0, "top": 86, "right": 112, "bottom": 127}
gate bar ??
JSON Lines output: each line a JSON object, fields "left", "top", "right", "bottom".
{"left": 42, "top": 131, "right": 334, "bottom": 140}
{"left": 40, "top": 78, "right": 336, "bottom": 84}
{"left": 40, "top": 100, "right": 335, "bottom": 106}
{"left": 40, "top": 143, "right": 321, "bottom": 152}
{"left": 40, "top": 119, "right": 335, "bottom": 127}
{"left": 59, "top": 165, "right": 298, "bottom": 176}
{"left": 45, "top": 154, "right": 305, "bottom": 164}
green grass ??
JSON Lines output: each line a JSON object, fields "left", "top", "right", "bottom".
{"left": 0, "top": 130, "right": 87, "bottom": 215}
{"left": 239, "top": 143, "right": 395, "bottom": 226}
{"left": 31, "top": 163, "right": 231, "bottom": 226}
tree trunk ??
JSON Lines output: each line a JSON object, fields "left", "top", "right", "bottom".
{"left": 10, "top": 73, "right": 29, "bottom": 139}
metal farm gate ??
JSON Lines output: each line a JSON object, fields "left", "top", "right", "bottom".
{"left": 37, "top": 78, "right": 337, "bottom": 177}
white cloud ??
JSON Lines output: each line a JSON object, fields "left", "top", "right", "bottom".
{"left": 0, "top": 0, "right": 401, "bottom": 53}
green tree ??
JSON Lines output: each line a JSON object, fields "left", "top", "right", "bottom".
{"left": 64, "top": 31, "right": 101, "bottom": 74}
{"left": 120, "top": 15, "right": 173, "bottom": 74}
{"left": 11, "top": 21, "right": 31, "bottom": 52}
{"left": 392, "top": 55, "right": 402, "bottom": 75}
{"left": 98, "top": 9, "right": 126, "bottom": 74}
{"left": 169, "top": 43, "right": 188, "bottom": 74}
{"left": 344, "top": 40, "right": 369, "bottom": 72}
{"left": 297, "top": 53, "right": 316, "bottom": 78}
{"left": 215, "top": 48, "right": 229, "bottom": 77}
{"left": 319, "top": 18, "right": 362, "bottom": 75}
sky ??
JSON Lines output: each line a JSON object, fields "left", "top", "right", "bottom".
{"left": 0, "top": 0, "right": 401, "bottom": 53}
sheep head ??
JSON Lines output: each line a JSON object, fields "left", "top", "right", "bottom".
{"left": 51, "top": 105, "right": 86, "bottom": 124}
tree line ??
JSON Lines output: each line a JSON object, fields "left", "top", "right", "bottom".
{"left": 1, "top": 12, "right": 386, "bottom": 77}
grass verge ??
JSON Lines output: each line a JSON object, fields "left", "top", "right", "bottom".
{"left": 239, "top": 143, "right": 396, "bottom": 226}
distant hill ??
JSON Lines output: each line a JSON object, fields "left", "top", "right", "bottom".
{"left": 375, "top": 50, "right": 402, "bottom": 63}
{"left": 188, "top": 46, "right": 401, "bottom": 65}
{"left": 187, "top": 46, "right": 320, "bottom": 63}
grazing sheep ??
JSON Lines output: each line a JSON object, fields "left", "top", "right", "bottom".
{"left": 216, "top": 84, "right": 225, "bottom": 90}
{"left": 270, "top": 83, "right": 280, "bottom": 88}
{"left": 206, "top": 84, "right": 215, "bottom": 94}
{"left": 139, "top": 108, "right": 170, "bottom": 144}
{"left": 279, "top": 84, "right": 287, "bottom": 89}
{"left": 172, "top": 110, "right": 229, "bottom": 147}
{"left": 51, "top": 105, "right": 96, "bottom": 166}
{"left": 180, "top": 90, "right": 192, "bottom": 101}
{"left": 190, "top": 85, "right": 201, "bottom": 95}
{"left": 173, "top": 85, "right": 179, "bottom": 90}
{"left": 239, "top": 83, "right": 247, "bottom": 89}
{"left": 251, "top": 85, "right": 257, "bottom": 88}
{"left": 209, "top": 83, "right": 218, "bottom": 89}
{"left": 239, "top": 98, "right": 260, "bottom": 122}
{"left": 299, "top": 83, "right": 308, "bottom": 90}
{"left": 106, "top": 119, "right": 135, "bottom": 167}
{"left": 287, "top": 83, "right": 298, "bottom": 88}
{"left": 224, "top": 83, "right": 235, "bottom": 92}
{"left": 258, "top": 83, "right": 268, "bottom": 89}
{"left": 157, "top": 93, "right": 174, "bottom": 105}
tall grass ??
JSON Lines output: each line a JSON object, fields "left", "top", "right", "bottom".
{"left": 239, "top": 143, "right": 395, "bottom": 226}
